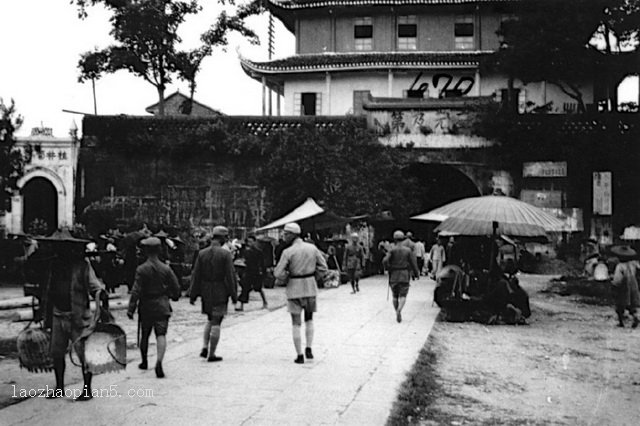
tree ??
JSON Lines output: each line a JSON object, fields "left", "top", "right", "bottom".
{"left": 259, "top": 120, "right": 421, "bottom": 221}
{"left": 485, "top": 0, "right": 632, "bottom": 113}
{"left": 0, "top": 99, "right": 26, "bottom": 213}
{"left": 74, "top": 0, "right": 259, "bottom": 116}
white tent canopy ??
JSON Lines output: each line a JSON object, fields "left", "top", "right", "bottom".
{"left": 256, "top": 198, "right": 324, "bottom": 232}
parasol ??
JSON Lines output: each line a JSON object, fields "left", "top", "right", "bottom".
{"left": 435, "top": 217, "right": 548, "bottom": 237}
{"left": 412, "top": 195, "right": 564, "bottom": 236}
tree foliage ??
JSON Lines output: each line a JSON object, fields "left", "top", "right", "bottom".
{"left": 74, "top": 0, "right": 260, "bottom": 115}
{"left": 0, "top": 99, "right": 26, "bottom": 213}
{"left": 486, "top": 0, "right": 640, "bottom": 113}
{"left": 258, "top": 120, "right": 421, "bottom": 220}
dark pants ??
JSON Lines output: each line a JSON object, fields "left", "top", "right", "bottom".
{"left": 417, "top": 257, "right": 424, "bottom": 275}
{"left": 239, "top": 274, "right": 262, "bottom": 304}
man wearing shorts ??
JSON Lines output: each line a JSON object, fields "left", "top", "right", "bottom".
{"left": 274, "top": 222, "right": 328, "bottom": 364}
{"left": 189, "top": 226, "right": 238, "bottom": 362}
{"left": 384, "top": 230, "right": 419, "bottom": 323}
{"left": 128, "top": 237, "right": 180, "bottom": 378}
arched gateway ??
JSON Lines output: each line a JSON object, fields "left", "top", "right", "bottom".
{"left": 1, "top": 127, "right": 78, "bottom": 235}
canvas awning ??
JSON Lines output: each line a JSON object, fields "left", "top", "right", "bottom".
{"left": 256, "top": 198, "right": 324, "bottom": 232}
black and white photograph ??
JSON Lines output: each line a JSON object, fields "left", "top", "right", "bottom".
{"left": 1, "top": 0, "right": 640, "bottom": 424}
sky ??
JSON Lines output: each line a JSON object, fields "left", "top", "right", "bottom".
{"left": 0, "top": 0, "right": 295, "bottom": 137}
{"left": 0, "top": 1, "right": 637, "bottom": 137}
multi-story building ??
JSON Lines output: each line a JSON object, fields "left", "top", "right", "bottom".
{"left": 240, "top": 0, "right": 639, "bottom": 243}
{"left": 240, "top": 0, "right": 597, "bottom": 118}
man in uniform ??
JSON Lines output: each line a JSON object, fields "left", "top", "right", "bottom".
{"left": 383, "top": 230, "right": 420, "bottom": 323}
{"left": 236, "top": 235, "right": 268, "bottom": 311}
{"left": 42, "top": 229, "right": 106, "bottom": 401}
{"left": 127, "top": 237, "right": 181, "bottom": 378}
{"left": 274, "top": 223, "right": 328, "bottom": 364}
{"left": 189, "top": 226, "right": 238, "bottom": 362}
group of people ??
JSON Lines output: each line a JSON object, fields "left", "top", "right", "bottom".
{"left": 26, "top": 222, "right": 434, "bottom": 401}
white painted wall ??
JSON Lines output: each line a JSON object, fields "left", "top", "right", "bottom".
{"left": 283, "top": 70, "right": 595, "bottom": 116}
{"left": 1, "top": 134, "right": 78, "bottom": 234}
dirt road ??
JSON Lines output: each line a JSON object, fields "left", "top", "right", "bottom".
{"left": 421, "top": 274, "right": 640, "bottom": 425}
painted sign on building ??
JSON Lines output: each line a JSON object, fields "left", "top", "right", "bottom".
{"left": 522, "top": 161, "right": 567, "bottom": 178}
{"left": 593, "top": 171, "right": 612, "bottom": 215}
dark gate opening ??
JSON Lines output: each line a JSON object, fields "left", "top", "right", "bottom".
{"left": 386, "top": 163, "right": 481, "bottom": 240}
{"left": 22, "top": 177, "right": 58, "bottom": 235}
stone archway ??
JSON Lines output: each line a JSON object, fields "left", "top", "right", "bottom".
{"left": 402, "top": 163, "right": 482, "bottom": 214}
{"left": 22, "top": 177, "right": 58, "bottom": 235}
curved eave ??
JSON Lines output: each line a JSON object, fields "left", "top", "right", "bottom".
{"left": 240, "top": 58, "right": 482, "bottom": 76}
{"left": 267, "top": 0, "right": 521, "bottom": 10}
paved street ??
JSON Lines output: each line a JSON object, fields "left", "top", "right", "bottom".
{"left": 2, "top": 276, "right": 438, "bottom": 425}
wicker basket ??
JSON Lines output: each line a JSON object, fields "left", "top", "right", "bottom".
{"left": 16, "top": 326, "right": 53, "bottom": 373}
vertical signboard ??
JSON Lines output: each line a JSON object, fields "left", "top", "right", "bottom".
{"left": 593, "top": 172, "right": 612, "bottom": 215}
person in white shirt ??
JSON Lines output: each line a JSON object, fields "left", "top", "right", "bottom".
{"left": 413, "top": 239, "right": 426, "bottom": 276}
{"left": 274, "top": 222, "right": 328, "bottom": 364}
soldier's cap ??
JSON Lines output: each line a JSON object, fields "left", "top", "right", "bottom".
{"left": 350, "top": 232, "right": 359, "bottom": 238}
{"left": 140, "top": 237, "right": 162, "bottom": 247}
{"left": 393, "top": 230, "right": 405, "bottom": 240}
{"left": 283, "top": 223, "right": 301, "bottom": 235}
{"left": 212, "top": 226, "right": 229, "bottom": 237}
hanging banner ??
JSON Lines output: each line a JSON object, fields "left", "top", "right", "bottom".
{"left": 593, "top": 172, "right": 612, "bottom": 215}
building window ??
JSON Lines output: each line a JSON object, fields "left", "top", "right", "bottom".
{"left": 354, "top": 17, "right": 373, "bottom": 51}
{"left": 397, "top": 16, "right": 417, "bottom": 50}
{"left": 455, "top": 15, "right": 474, "bottom": 50}
{"left": 294, "top": 92, "right": 322, "bottom": 116}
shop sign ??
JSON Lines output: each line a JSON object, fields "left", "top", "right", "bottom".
{"left": 523, "top": 161, "right": 567, "bottom": 177}
{"left": 593, "top": 171, "right": 612, "bottom": 215}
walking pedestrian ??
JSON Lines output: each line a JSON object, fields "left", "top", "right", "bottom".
{"left": 383, "top": 230, "right": 419, "bottom": 323}
{"left": 343, "top": 233, "right": 365, "bottom": 293}
{"left": 189, "top": 226, "right": 238, "bottom": 362}
{"left": 236, "top": 235, "right": 268, "bottom": 311}
{"left": 274, "top": 222, "right": 328, "bottom": 364}
{"left": 127, "top": 237, "right": 181, "bottom": 378}
{"left": 414, "top": 238, "right": 426, "bottom": 276}
{"left": 40, "top": 230, "right": 106, "bottom": 401}
{"left": 428, "top": 237, "right": 447, "bottom": 278}
{"left": 611, "top": 245, "right": 640, "bottom": 328}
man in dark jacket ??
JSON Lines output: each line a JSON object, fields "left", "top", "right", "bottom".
{"left": 41, "top": 230, "right": 106, "bottom": 401}
{"left": 189, "top": 226, "right": 238, "bottom": 362}
{"left": 236, "top": 235, "right": 268, "bottom": 311}
{"left": 127, "top": 237, "right": 180, "bottom": 378}
{"left": 383, "top": 230, "right": 419, "bottom": 323}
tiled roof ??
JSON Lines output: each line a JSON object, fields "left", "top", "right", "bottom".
{"left": 268, "top": 0, "right": 520, "bottom": 9}
{"left": 241, "top": 51, "right": 492, "bottom": 76}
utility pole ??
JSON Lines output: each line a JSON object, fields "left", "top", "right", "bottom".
{"left": 91, "top": 78, "right": 97, "bottom": 115}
